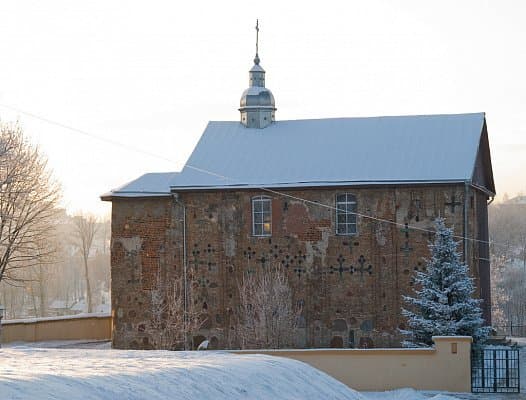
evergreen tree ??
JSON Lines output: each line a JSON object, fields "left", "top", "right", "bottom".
{"left": 401, "top": 218, "right": 490, "bottom": 347}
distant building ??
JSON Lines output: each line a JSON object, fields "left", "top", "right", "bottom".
{"left": 102, "top": 36, "right": 495, "bottom": 350}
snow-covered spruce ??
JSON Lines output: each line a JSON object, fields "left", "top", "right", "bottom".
{"left": 401, "top": 218, "right": 490, "bottom": 347}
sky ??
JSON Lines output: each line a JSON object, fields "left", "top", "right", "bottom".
{"left": 0, "top": 0, "right": 525, "bottom": 216}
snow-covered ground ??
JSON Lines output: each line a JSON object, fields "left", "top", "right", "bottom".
{"left": 1, "top": 341, "right": 523, "bottom": 400}
{"left": 364, "top": 389, "right": 460, "bottom": 400}
{"left": 2, "top": 312, "right": 110, "bottom": 325}
{"left": 1, "top": 345, "right": 361, "bottom": 400}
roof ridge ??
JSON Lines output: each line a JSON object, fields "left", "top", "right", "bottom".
{"left": 208, "top": 112, "right": 485, "bottom": 124}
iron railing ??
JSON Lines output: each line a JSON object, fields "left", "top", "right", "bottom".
{"left": 472, "top": 347, "right": 520, "bottom": 393}
{"left": 493, "top": 324, "right": 526, "bottom": 338}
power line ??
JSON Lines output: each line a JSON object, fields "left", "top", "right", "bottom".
{"left": 0, "top": 102, "right": 510, "bottom": 250}
{"left": 0, "top": 103, "right": 174, "bottom": 164}
{"left": 184, "top": 164, "right": 502, "bottom": 248}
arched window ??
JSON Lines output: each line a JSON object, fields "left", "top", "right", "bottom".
{"left": 336, "top": 193, "right": 357, "bottom": 235}
{"left": 252, "top": 196, "right": 272, "bottom": 236}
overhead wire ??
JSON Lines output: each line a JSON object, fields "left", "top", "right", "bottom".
{"left": 184, "top": 163, "right": 503, "bottom": 248}
{"left": 0, "top": 102, "right": 511, "bottom": 250}
{"left": 0, "top": 103, "right": 174, "bottom": 163}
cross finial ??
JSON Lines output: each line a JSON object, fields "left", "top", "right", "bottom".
{"left": 254, "top": 19, "right": 260, "bottom": 65}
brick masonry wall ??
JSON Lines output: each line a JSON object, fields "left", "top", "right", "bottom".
{"left": 110, "top": 184, "right": 488, "bottom": 349}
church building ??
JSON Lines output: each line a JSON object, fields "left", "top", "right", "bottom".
{"left": 102, "top": 29, "right": 495, "bottom": 350}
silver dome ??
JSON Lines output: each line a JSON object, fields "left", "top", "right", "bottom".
{"left": 240, "top": 86, "right": 275, "bottom": 108}
{"left": 239, "top": 58, "right": 276, "bottom": 129}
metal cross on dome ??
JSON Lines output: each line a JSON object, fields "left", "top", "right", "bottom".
{"left": 254, "top": 19, "right": 261, "bottom": 65}
{"left": 255, "top": 20, "right": 259, "bottom": 55}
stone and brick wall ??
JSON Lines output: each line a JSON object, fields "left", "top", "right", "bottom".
{"left": 110, "top": 184, "right": 490, "bottom": 349}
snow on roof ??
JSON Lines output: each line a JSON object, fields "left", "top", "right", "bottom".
{"left": 103, "top": 113, "right": 487, "bottom": 199}
{"left": 101, "top": 172, "right": 179, "bottom": 199}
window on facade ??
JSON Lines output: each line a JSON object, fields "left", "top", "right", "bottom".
{"left": 336, "top": 193, "right": 357, "bottom": 235}
{"left": 252, "top": 196, "right": 272, "bottom": 236}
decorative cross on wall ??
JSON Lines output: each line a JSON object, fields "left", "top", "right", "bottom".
{"left": 243, "top": 247, "right": 256, "bottom": 260}
{"left": 400, "top": 241, "right": 413, "bottom": 257}
{"left": 128, "top": 259, "right": 140, "bottom": 284}
{"left": 329, "top": 254, "right": 350, "bottom": 279}
{"left": 399, "top": 224, "right": 413, "bottom": 267}
{"left": 400, "top": 223, "right": 411, "bottom": 239}
{"left": 353, "top": 255, "right": 373, "bottom": 276}
{"left": 445, "top": 194, "right": 462, "bottom": 213}
{"left": 197, "top": 276, "right": 209, "bottom": 288}
{"left": 413, "top": 262, "right": 425, "bottom": 272}
{"left": 293, "top": 267, "right": 306, "bottom": 279}
{"left": 268, "top": 244, "right": 281, "bottom": 260}
{"left": 282, "top": 254, "right": 294, "bottom": 269}
{"left": 190, "top": 245, "right": 208, "bottom": 272}
{"left": 413, "top": 198, "right": 421, "bottom": 222}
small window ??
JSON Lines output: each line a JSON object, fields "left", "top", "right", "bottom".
{"left": 252, "top": 196, "right": 272, "bottom": 236}
{"left": 336, "top": 193, "right": 357, "bottom": 235}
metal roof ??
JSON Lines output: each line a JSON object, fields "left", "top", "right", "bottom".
{"left": 101, "top": 172, "right": 179, "bottom": 199}
{"left": 102, "top": 113, "right": 490, "bottom": 199}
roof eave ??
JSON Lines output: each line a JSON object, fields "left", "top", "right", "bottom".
{"left": 169, "top": 179, "right": 470, "bottom": 192}
{"left": 100, "top": 191, "right": 172, "bottom": 201}
{"left": 469, "top": 116, "right": 496, "bottom": 195}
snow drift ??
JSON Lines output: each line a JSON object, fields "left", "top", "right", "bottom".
{"left": 0, "top": 347, "right": 364, "bottom": 400}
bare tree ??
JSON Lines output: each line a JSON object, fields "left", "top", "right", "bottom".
{"left": 237, "top": 264, "right": 301, "bottom": 349}
{"left": 149, "top": 267, "right": 202, "bottom": 350}
{"left": 0, "top": 122, "right": 60, "bottom": 285}
{"left": 489, "top": 202, "right": 526, "bottom": 335}
{"left": 490, "top": 254, "right": 508, "bottom": 328}
{"left": 72, "top": 214, "right": 98, "bottom": 313}
{"left": 0, "top": 209, "right": 112, "bottom": 319}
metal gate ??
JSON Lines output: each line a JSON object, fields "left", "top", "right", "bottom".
{"left": 472, "top": 347, "right": 521, "bottom": 393}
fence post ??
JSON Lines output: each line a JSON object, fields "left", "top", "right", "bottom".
{"left": 481, "top": 349, "right": 485, "bottom": 389}
{"left": 493, "top": 350, "right": 497, "bottom": 392}
{"left": 505, "top": 350, "right": 510, "bottom": 388}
